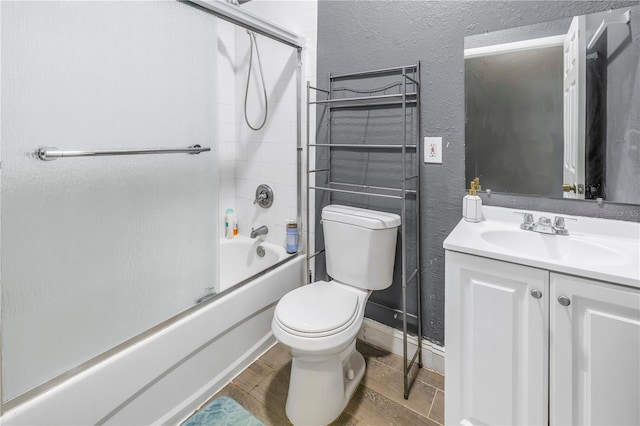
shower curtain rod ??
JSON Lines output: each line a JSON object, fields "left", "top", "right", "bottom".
{"left": 184, "top": 0, "right": 305, "bottom": 49}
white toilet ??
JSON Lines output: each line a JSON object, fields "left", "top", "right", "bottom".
{"left": 272, "top": 204, "right": 401, "bottom": 425}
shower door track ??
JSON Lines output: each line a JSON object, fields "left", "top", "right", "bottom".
{"left": 184, "top": 0, "right": 305, "bottom": 49}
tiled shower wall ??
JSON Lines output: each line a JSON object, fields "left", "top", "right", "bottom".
{"left": 218, "top": 20, "right": 238, "bottom": 240}
{"left": 218, "top": 0, "right": 318, "bottom": 255}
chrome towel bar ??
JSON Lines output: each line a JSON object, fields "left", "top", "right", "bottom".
{"left": 35, "top": 144, "right": 211, "bottom": 161}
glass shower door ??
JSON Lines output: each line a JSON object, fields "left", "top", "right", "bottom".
{"left": 1, "top": 1, "right": 219, "bottom": 404}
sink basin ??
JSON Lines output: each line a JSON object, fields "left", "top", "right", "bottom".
{"left": 480, "top": 229, "right": 631, "bottom": 267}
{"left": 443, "top": 206, "right": 640, "bottom": 287}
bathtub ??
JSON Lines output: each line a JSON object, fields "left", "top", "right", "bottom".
{"left": 2, "top": 246, "right": 304, "bottom": 425}
{"left": 219, "top": 236, "right": 292, "bottom": 292}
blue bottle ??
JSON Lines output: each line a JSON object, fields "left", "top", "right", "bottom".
{"left": 286, "top": 220, "right": 298, "bottom": 254}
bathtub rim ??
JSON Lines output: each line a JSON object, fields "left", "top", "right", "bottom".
{"left": 215, "top": 242, "right": 299, "bottom": 299}
{"left": 1, "top": 251, "right": 304, "bottom": 413}
{"left": 216, "top": 235, "right": 291, "bottom": 294}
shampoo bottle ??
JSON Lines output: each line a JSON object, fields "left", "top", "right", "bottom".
{"left": 463, "top": 178, "right": 482, "bottom": 223}
{"left": 225, "top": 208, "right": 234, "bottom": 239}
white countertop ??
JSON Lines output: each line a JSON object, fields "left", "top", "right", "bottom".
{"left": 444, "top": 206, "right": 640, "bottom": 288}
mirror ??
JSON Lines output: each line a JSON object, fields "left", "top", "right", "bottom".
{"left": 464, "top": 6, "right": 640, "bottom": 205}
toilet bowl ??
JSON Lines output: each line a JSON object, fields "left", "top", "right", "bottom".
{"left": 272, "top": 280, "right": 369, "bottom": 425}
{"left": 271, "top": 205, "right": 401, "bottom": 425}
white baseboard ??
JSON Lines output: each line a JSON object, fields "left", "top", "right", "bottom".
{"left": 357, "top": 318, "right": 445, "bottom": 375}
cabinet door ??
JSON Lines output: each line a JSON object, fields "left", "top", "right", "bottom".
{"left": 445, "top": 252, "right": 549, "bottom": 425}
{"left": 550, "top": 274, "right": 640, "bottom": 425}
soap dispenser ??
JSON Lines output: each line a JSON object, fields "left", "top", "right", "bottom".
{"left": 463, "top": 178, "right": 482, "bottom": 223}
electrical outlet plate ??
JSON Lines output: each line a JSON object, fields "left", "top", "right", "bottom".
{"left": 424, "top": 136, "right": 442, "bottom": 164}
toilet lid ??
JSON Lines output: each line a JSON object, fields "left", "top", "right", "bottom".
{"left": 275, "top": 281, "right": 359, "bottom": 336}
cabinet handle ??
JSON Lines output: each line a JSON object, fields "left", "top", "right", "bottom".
{"left": 530, "top": 289, "right": 543, "bottom": 299}
{"left": 557, "top": 296, "right": 571, "bottom": 306}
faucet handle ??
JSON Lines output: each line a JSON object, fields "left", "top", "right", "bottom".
{"left": 553, "top": 215, "right": 577, "bottom": 225}
{"left": 514, "top": 212, "right": 535, "bottom": 230}
{"left": 553, "top": 215, "right": 577, "bottom": 236}
{"left": 254, "top": 184, "right": 274, "bottom": 208}
{"left": 253, "top": 192, "right": 267, "bottom": 204}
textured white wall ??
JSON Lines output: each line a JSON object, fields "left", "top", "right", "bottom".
{"left": 1, "top": 1, "right": 218, "bottom": 402}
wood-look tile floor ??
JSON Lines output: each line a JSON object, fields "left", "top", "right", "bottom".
{"left": 206, "top": 340, "right": 444, "bottom": 425}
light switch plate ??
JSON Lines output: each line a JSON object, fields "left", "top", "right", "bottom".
{"left": 424, "top": 136, "right": 442, "bottom": 164}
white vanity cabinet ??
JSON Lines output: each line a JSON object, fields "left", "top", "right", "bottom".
{"left": 445, "top": 251, "right": 549, "bottom": 425}
{"left": 445, "top": 251, "right": 640, "bottom": 426}
{"left": 550, "top": 273, "right": 640, "bottom": 426}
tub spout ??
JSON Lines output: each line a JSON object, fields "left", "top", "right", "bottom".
{"left": 250, "top": 225, "right": 268, "bottom": 238}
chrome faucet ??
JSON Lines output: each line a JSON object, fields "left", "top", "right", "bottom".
{"left": 515, "top": 212, "right": 576, "bottom": 235}
{"left": 250, "top": 225, "right": 269, "bottom": 238}
{"left": 533, "top": 217, "right": 555, "bottom": 234}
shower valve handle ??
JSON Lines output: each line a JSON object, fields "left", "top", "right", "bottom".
{"left": 254, "top": 184, "right": 273, "bottom": 208}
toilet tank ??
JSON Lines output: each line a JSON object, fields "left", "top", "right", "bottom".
{"left": 322, "top": 205, "right": 401, "bottom": 291}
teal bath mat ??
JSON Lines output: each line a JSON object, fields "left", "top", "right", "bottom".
{"left": 183, "top": 396, "right": 264, "bottom": 426}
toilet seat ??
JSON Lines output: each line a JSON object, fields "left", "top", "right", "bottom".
{"left": 274, "top": 281, "right": 360, "bottom": 338}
